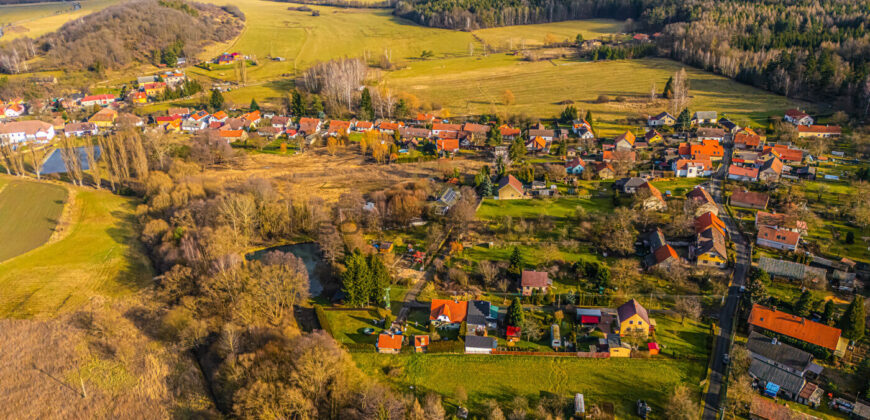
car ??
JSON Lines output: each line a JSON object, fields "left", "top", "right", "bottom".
{"left": 723, "top": 354, "right": 731, "bottom": 365}
{"left": 636, "top": 400, "right": 651, "bottom": 418}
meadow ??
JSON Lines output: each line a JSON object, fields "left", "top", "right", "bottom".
{"left": 0, "top": 0, "right": 121, "bottom": 40}
{"left": 474, "top": 19, "right": 625, "bottom": 50}
{"left": 0, "top": 185, "right": 153, "bottom": 318}
{"left": 477, "top": 196, "right": 613, "bottom": 221}
{"left": 0, "top": 179, "right": 68, "bottom": 262}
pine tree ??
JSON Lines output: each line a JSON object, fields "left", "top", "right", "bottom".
{"left": 507, "top": 297, "right": 524, "bottom": 327}
{"left": 794, "top": 290, "right": 811, "bottom": 317}
{"left": 839, "top": 296, "right": 866, "bottom": 341}
{"left": 508, "top": 246, "right": 523, "bottom": 277}
{"left": 823, "top": 299, "right": 835, "bottom": 325}
{"left": 487, "top": 125, "right": 502, "bottom": 146}
{"left": 360, "top": 87, "right": 374, "bottom": 120}
{"left": 509, "top": 136, "right": 526, "bottom": 161}
{"left": 310, "top": 95, "right": 324, "bottom": 117}
{"left": 249, "top": 98, "right": 259, "bottom": 111}
{"left": 559, "top": 105, "right": 578, "bottom": 123}
{"left": 478, "top": 176, "right": 493, "bottom": 197}
{"left": 291, "top": 90, "right": 305, "bottom": 116}
{"left": 209, "top": 89, "right": 224, "bottom": 111}
{"left": 663, "top": 76, "right": 674, "bottom": 99}
{"left": 677, "top": 108, "right": 691, "bottom": 130}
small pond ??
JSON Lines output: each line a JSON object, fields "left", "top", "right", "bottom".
{"left": 247, "top": 242, "right": 324, "bottom": 296}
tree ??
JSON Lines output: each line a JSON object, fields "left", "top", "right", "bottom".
{"left": 520, "top": 315, "right": 543, "bottom": 341}
{"left": 559, "top": 105, "right": 578, "bottom": 123}
{"left": 575, "top": 33, "right": 584, "bottom": 46}
{"left": 675, "top": 297, "right": 702, "bottom": 325}
{"left": 291, "top": 90, "right": 305, "bottom": 116}
{"left": 677, "top": 108, "right": 691, "bottom": 130}
{"left": 249, "top": 98, "right": 259, "bottom": 111}
{"left": 508, "top": 246, "right": 523, "bottom": 277}
{"left": 502, "top": 89, "right": 515, "bottom": 106}
{"left": 743, "top": 268, "right": 769, "bottom": 305}
{"left": 507, "top": 297, "right": 524, "bottom": 327}
{"left": 823, "top": 299, "right": 836, "bottom": 325}
{"left": 486, "top": 125, "right": 502, "bottom": 146}
{"left": 478, "top": 174, "right": 493, "bottom": 197}
{"left": 839, "top": 296, "right": 866, "bottom": 341}
{"left": 209, "top": 89, "right": 224, "bottom": 111}
{"left": 359, "top": 87, "right": 374, "bottom": 120}
{"left": 663, "top": 76, "right": 674, "bottom": 98}
{"left": 509, "top": 136, "right": 526, "bottom": 162}
{"left": 479, "top": 260, "right": 498, "bottom": 288}
{"left": 665, "top": 385, "right": 699, "bottom": 420}
{"left": 794, "top": 290, "right": 812, "bottom": 317}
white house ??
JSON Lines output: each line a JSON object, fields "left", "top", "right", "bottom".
{"left": 0, "top": 120, "right": 55, "bottom": 144}
{"left": 784, "top": 109, "right": 813, "bottom": 126}
{"left": 63, "top": 122, "right": 99, "bottom": 137}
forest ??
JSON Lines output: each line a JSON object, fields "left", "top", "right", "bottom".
{"left": 396, "top": 0, "right": 870, "bottom": 114}
{"left": 0, "top": 0, "right": 244, "bottom": 73}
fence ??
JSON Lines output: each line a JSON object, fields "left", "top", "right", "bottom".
{"left": 491, "top": 350, "right": 611, "bottom": 358}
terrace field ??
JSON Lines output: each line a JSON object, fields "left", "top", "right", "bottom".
{"left": 0, "top": 184, "right": 153, "bottom": 318}
{"left": 0, "top": 178, "right": 68, "bottom": 262}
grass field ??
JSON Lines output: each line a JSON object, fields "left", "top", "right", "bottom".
{"left": 0, "top": 0, "right": 121, "bottom": 40}
{"left": 0, "top": 179, "right": 68, "bottom": 262}
{"left": 385, "top": 55, "right": 804, "bottom": 135}
{"left": 474, "top": 19, "right": 625, "bottom": 50}
{"left": 354, "top": 351, "right": 705, "bottom": 418}
{"left": 477, "top": 196, "right": 613, "bottom": 221}
{"left": 0, "top": 184, "right": 153, "bottom": 318}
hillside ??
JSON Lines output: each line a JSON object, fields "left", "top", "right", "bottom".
{"left": 0, "top": 0, "right": 244, "bottom": 73}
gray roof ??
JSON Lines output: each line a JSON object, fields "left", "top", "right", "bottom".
{"left": 746, "top": 332, "right": 813, "bottom": 372}
{"left": 465, "top": 335, "right": 497, "bottom": 349}
{"left": 577, "top": 308, "right": 602, "bottom": 317}
{"left": 693, "top": 111, "right": 718, "bottom": 120}
{"left": 467, "top": 300, "right": 490, "bottom": 326}
{"left": 759, "top": 257, "right": 827, "bottom": 282}
{"left": 749, "top": 359, "right": 806, "bottom": 395}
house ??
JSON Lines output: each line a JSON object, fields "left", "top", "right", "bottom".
{"left": 256, "top": 126, "right": 282, "bottom": 138}
{"left": 298, "top": 117, "right": 322, "bottom": 135}
{"left": 650, "top": 244, "right": 679, "bottom": 269}
{"left": 327, "top": 120, "right": 351, "bottom": 136}
{"left": 526, "top": 136, "right": 550, "bottom": 153}
{"left": 210, "top": 110, "right": 228, "bottom": 123}
{"left": 499, "top": 124, "right": 520, "bottom": 140}
{"left": 615, "top": 176, "right": 648, "bottom": 194}
{"left": 63, "top": 122, "right": 98, "bottom": 137}
{"left": 644, "top": 129, "right": 663, "bottom": 144}
{"left": 673, "top": 158, "right": 713, "bottom": 178}
{"left": 692, "top": 111, "right": 718, "bottom": 125}
{"left": 521, "top": 270, "right": 551, "bottom": 296}
{"left": 142, "top": 81, "right": 167, "bottom": 97}
{"left": 747, "top": 331, "right": 818, "bottom": 385}
{"left": 528, "top": 125, "right": 555, "bottom": 141}
{"left": 466, "top": 300, "right": 492, "bottom": 335}
{"left": 692, "top": 226, "right": 728, "bottom": 268}
{"left": 1, "top": 102, "right": 26, "bottom": 118}
{"left": 757, "top": 157, "right": 783, "bottom": 183}
{"left": 506, "top": 326, "right": 521, "bottom": 344}
{"left": 695, "top": 211, "right": 726, "bottom": 236}
{"left": 617, "top": 299, "right": 652, "bottom": 338}
{"left": 636, "top": 182, "right": 666, "bottom": 210}
{"left": 162, "top": 70, "right": 186, "bottom": 86}
{"left": 645, "top": 228, "right": 667, "bottom": 252}
{"left": 241, "top": 110, "right": 261, "bottom": 127}
{"left": 415, "top": 113, "right": 436, "bottom": 124}
{"left": 400, "top": 126, "right": 432, "bottom": 141}
{"left": 730, "top": 189, "right": 769, "bottom": 209}
{"left": 591, "top": 162, "right": 615, "bottom": 179}
{"left": 784, "top": 109, "right": 814, "bottom": 126}
{"left": 697, "top": 127, "right": 726, "bottom": 142}
{"left": 757, "top": 226, "right": 800, "bottom": 251}
{"left": 577, "top": 308, "right": 602, "bottom": 325}
{"left": 436, "top": 138, "right": 460, "bottom": 153}
{"left": 80, "top": 94, "right": 116, "bottom": 107}
{"left": 137, "top": 75, "right": 158, "bottom": 85}
{"left": 756, "top": 211, "right": 806, "bottom": 233}
{"left": 462, "top": 122, "right": 489, "bottom": 138}
{"left": 464, "top": 335, "right": 497, "bottom": 354}
{"left": 648, "top": 111, "right": 675, "bottom": 126}
{"left": 413, "top": 335, "right": 429, "bottom": 353}
{"left": 377, "top": 121, "right": 402, "bottom": 134}
{"left": 181, "top": 119, "right": 207, "bottom": 132}
{"left": 614, "top": 130, "right": 636, "bottom": 151}
{"left": 734, "top": 130, "right": 764, "bottom": 150}
{"left": 571, "top": 119, "right": 593, "bottom": 135}
{"left": 686, "top": 187, "right": 718, "bottom": 216}
{"left": 429, "top": 299, "right": 467, "bottom": 324}
{"left": 0, "top": 120, "right": 56, "bottom": 144}
{"left": 431, "top": 123, "right": 461, "bottom": 137}
{"left": 219, "top": 129, "right": 247, "bottom": 142}
{"left": 497, "top": 175, "right": 524, "bottom": 199}
{"left": 680, "top": 140, "right": 724, "bottom": 160}
{"left": 129, "top": 91, "right": 148, "bottom": 104}
{"left": 728, "top": 165, "right": 759, "bottom": 182}
{"left": 376, "top": 333, "right": 403, "bottom": 354}
{"left": 718, "top": 117, "right": 740, "bottom": 133}
{"left": 565, "top": 157, "right": 585, "bottom": 174}
{"left": 762, "top": 145, "right": 804, "bottom": 163}
{"left": 797, "top": 125, "right": 841, "bottom": 138}
{"left": 88, "top": 107, "right": 118, "bottom": 128}
{"left": 602, "top": 150, "right": 636, "bottom": 163}
{"left": 116, "top": 113, "right": 144, "bottom": 128}
{"left": 632, "top": 33, "right": 650, "bottom": 42}
{"left": 748, "top": 304, "right": 847, "bottom": 357}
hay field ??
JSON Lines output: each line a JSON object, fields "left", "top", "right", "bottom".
{"left": 0, "top": 179, "right": 68, "bottom": 262}
{"left": 0, "top": 184, "right": 153, "bottom": 318}
{"left": 0, "top": 0, "right": 121, "bottom": 40}
{"left": 385, "top": 54, "right": 804, "bottom": 135}
{"left": 474, "top": 19, "right": 625, "bottom": 50}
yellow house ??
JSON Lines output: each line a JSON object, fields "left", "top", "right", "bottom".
{"left": 497, "top": 175, "right": 524, "bottom": 199}
{"left": 88, "top": 107, "right": 118, "bottom": 128}
{"left": 606, "top": 334, "right": 631, "bottom": 357}
{"left": 644, "top": 129, "right": 663, "bottom": 144}
{"left": 142, "top": 82, "right": 167, "bottom": 97}
{"left": 694, "top": 227, "right": 728, "bottom": 268}
{"left": 617, "top": 299, "right": 652, "bottom": 338}
{"left": 130, "top": 91, "right": 148, "bottom": 104}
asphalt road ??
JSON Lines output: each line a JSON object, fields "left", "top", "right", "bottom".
{"left": 701, "top": 143, "right": 751, "bottom": 419}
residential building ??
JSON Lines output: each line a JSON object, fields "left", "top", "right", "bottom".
{"left": 757, "top": 257, "right": 827, "bottom": 284}
{"left": 730, "top": 189, "right": 769, "bottom": 209}
{"left": 697, "top": 127, "right": 726, "bottom": 142}
{"left": 748, "top": 304, "right": 847, "bottom": 357}
{"left": 614, "top": 130, "right": 636, "bottom": 151}
{"left": 0, "top": 120, "right": 55, "bottom": 144}
{"left": 591, "top": 162, "right": 615, "bottom": 179}
{"left": 466, "top": 300, "right": 493, "bottom": 335}
{"left": 88, "top": 107, "right": 118, "bottom": 128}
{"left": 376, "top": 333, "right": 402, "bottom": 354}
{"left": 734, "top": 130, "right": 763, "bottom": 150}
{"left": 650, "top": 243, "right": 679, "bottom": 269}
{"left": 603, "top": 334, "right": 631, "bottom": 357}
{"left": 80, "top": 94, "right": 116, "bottom": 107}
{"left": 464, "top": 335, "right": 497, "bottom": 354}
{"left": 520, "top": 270, "right": 551, "bottom": 296}
{"left": 644, "top": 129, "right": 663, "bottom": 144}
{"left": 648, "top": 111, "right": 675, "bottom": 126}
{"left": 692, "top": 111, "right": 718, "bottom": 125}
{"left": 497, "top": 175, "right": 524, "bottom": 199}
{"left": 686, "top": 187, "right": 718, "bottom": 216}
{"left": 615, "top": 176, "right": 647, "bottom": 194}
{"left": 757, "top": 226, "right": 800, "bottom": 251}
{"left": 431, "top": 123, "right": 461, "bottom": 137}
{"left": 784, "top": 109, "right": 814, "bottom": 126}
{"left": 636, "top": 181, "right": 666, "bottom": 211}
{"left": 692, "top": 226, "right": 728, "bottom": 268}
{"left": 673, "top": 158, "right": 713, "bottom": 178}
{"left": 617, "top": 299, "right": 652, "bottom": 338}
{"left": 298, "top": 117, "right": 321, "bottom": 135}
{"left": 327, "top": 120, "right": 351, "bottom": 136}
{"left": 565, "top": 157, "right": 585, "bottom": 174}
{"left": 797, "top": 125, "right": 841, "bottom": 138}
{"left": 429, "top": 299, "right": 467, "bottom": 324}
{"left": 727, "top": 165, "right": 759, "bottom": 182}
{"left": 63, "top": 122, "right": 98, "bottom": 137}
{"left": 694, "top": 211, "right": 726, "bottom": 236}
{"left": 413, "top": 335, "right": 429, "bottom": 353}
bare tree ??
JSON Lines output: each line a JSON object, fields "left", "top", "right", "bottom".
{"left": 83, "top": 139, "right": 101, "bottom": 188}
{"left": 674, "top": 296, "right": 702, "bottom": 324}
{"left": 479, "top": 260, "right": 498, "bottom": 288}
{"left": 26, "top": 141, "right": 49, "bottom": 180}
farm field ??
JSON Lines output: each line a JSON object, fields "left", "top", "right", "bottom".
{"left": 474, "top": 19, "right": 625, "bottom": 50}
{"left": 0, "top": 179, "right": 68, "bottom": 262}
{"left": 385, "top": 55, "right": 805, "bottom": 135}
{"left": 354, "top": 350, "right": 706, "bottom": 418}
{"left": 0, "top": 0, "right": 121, "bottom": 40}
{"left": 0, "top": 185, "right": 153, "bottom": 318}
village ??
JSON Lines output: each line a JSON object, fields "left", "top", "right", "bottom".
{"left": 1, "top": 58, "right": 869, "bottom": 420}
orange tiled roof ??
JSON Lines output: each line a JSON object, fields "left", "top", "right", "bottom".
{"left": 748, "top": 304, "right": 841, "bottom": 350}
{"left": 377, "top": 333, "right": 403, "bottom": 350}
{"left": 429, "top": 299, "right": 468, "bottom": 322}
{"left": 653, "top": 244, "right": 678, "bottom": 264}
{"left": 797, "top": 125, "right": 840, "bottom": 135}
{"left": 695, "top": 212, "right": 725, "bottom": 235}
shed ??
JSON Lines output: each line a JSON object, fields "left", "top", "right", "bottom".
{"left": 550, "top": 324, "right": 561, "bottom": 349}
{"left": 764, "top": 382, "right": 780, "bottom": 398}
{"left": 647, "top": 342, "right": 660, "bottom": 355}
{"left": 577, "top": 308, "right": 602, "bottom": 324}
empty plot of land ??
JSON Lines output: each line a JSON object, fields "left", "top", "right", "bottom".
{"left": 0, "top": 179, "right": 68, "bottom": 262}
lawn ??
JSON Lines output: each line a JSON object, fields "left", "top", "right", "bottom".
{"left": 650, "top": 178, "right": 707, "bottom": 197}
{"left": 0, "top": 186, "right": 153, "bottom": 318}
{"left": 473, "top": 19, "right": 625, "bottom": 50}
{"left": 477, "top": 196, "right": 613, "bottom": 221}
{"left": 0, "top": 179, "right": 68, "bottom": 262}
{"left": 385, "top": 55, "right": 805, "bottom": 135}
{"left": 353, "top": 352, "right": 706, "bottom": 418}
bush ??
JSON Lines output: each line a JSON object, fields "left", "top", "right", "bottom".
{"left": 314, "top": 305, "right": 334, "bottom": 337}
{"left": 595, "top": 95, "right": 610, "bottom": 103}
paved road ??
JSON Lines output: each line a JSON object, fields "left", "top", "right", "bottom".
{"left": 701, "top": 143, "right": 751, "bottom": 419}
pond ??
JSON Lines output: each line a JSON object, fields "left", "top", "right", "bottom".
{"left": 247, "top": 242, "right": 324, "bottom": 296}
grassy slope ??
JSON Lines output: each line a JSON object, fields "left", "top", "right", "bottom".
{"left": 0, "top": 185, "right": 153, "bottom": 318}
{"left": 0, "top": 179, "right": 68, "bottom": 262}
{"left": 385, "top": 54, "right": 804, "bottom": 135}
{"left": 474, "top": 19, "right": 625, "bottom": 49}
{"left": 0, "top": 0, "right": 122, "bottom": 40}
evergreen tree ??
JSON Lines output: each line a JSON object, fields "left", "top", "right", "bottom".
{"left": 794, "top": 290, "right": 812, "bottom": 317}
{"left": 209, "top": 89, "right": 224, "bottom": 111}
{"left": 663, "top": 76, "right": 674, "bottom": 99}
{"left": 341, "top": 252, "right": 371, "bottom": 307}
{"left": 249, "top": 98, "right": 259, "bottom": 111}
{"left": 508, "top": 246, "right": 523, "bottom": 277}
{"left": 507, "top": 297, "right": 524, "bottom": 327}
{"left": 310, "top": 95, "right": 324, "bottom": 117}
{"left": 496, "top": 156, "right": 507, "bottom": 177}
{"left": 478, "top": 175, "right": 493, "bottom": 197}
{"left": 360, "top": 87, "right": 374, "bottom": 120}
{"left": 394, "top": 99, "right": 410, "bottom": 119}
{"left": 487, "top": 125, "right": 502, "bottom": 146}
{"left": 368, "top": 254, "right": 391, "bottom": 307}
{"left": 509, "top": 136, "right": 526, "bottom": 161}
{"left": 839, "top": 296, "right": 866, "bottom": 341}
{"left": 823, "top": 299, "right": 836, "bottom": 325}
{"left": 291, "top": 90, "right": 305, "bottom": 116}
{"left": 559, "top": 105, "right": 578, "bottom": 123}
{"left": 556, "top": 140, "right": 567, "bottom": 157}
{"left": 677, "top": 108, "right": 691, "bottom": 130}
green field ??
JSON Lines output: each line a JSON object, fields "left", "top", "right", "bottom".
{"left": 385, "top": 55, "right": 804, "bottom": 135}
{"left": 354, "top": 351, "right": 705, "bottom": 418}
{"left": 477, "top": 196, "right": 613, "bottom": 221}
{"left": 0, "top": 0, "right": 121, "bottom": 40}
{"left": 474, "top": 19, "right": 625, "bottom": 50}
{"left": 0, "top": 179, "right": 68, "bottom": 262}
{"left": 0, "top": 185, "right": 153, "bottom": 318}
